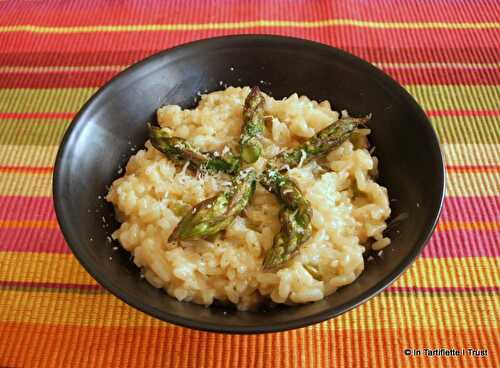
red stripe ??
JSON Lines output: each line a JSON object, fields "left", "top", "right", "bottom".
{"left": 427, "top": 109, "right": 500, "bottom": 117}
{"left": 1, "top": 47, "right": 498, "bottom": 68}
{"left": 0, "top": 71, "right": 115, "bottom": 89}
{"left": 2, "top": 65, "right": 499, "bottom": 89}
{"left": 1, "top": 1, "right": 499, "bottom": 25}
{"left": 1, "top": 28, "right": 498, "bottom": 56}
{"left": 0, "top": 112, "right": 73, "bottom": 120}
{"left": 1, "top": 110, "right": 496, "bottom": 120}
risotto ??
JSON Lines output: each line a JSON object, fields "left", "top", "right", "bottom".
{"left": 106, "top": 87, "right": 391, "bottom": 310}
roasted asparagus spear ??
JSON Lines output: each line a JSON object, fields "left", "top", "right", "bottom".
{"left": 240, "top": 86, "right": 265, "bottom": 163}
{"left": 149, "top": 124, "right": 240, "bottom": 175}
{"left": 169, "top": 168, "right": 257, "bottom": 241}
{"left": 270, "top": 115, "right": 371, "bottom": 169}
{"left": 259, "top": 167, "right": 313, "bottom": 270}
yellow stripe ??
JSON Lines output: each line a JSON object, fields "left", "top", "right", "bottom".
{"left": 447, "top": 171, "right": 500, "bottom": 197}
{"left": 0, "top": 289, "right": 496, "bottom": 329}
{"left": 443, "top": 143, "right": 500, "bottom": 166}
{"left": 2, "top": 170, "right": 496, "bottom": 197}
{"left": 1, "top": 252, "right": 497, "bottom": 289}
{"left": 0, "top": 144, "right": 496, "bottom": 168}
{"left": 0, "top": 253, "right": 95, "bottom": 285}
{"left": 1, "top": 86, "right": 498, "bottom": 113}
{"left": 0, "top": 172, "right": 52, "bottom": 196}
{"left": 0, "top": 145, "right": 58, "bottom": 167}
{"left": 0, "top": 19, "right": 498, "bottom": 34}
{"left": 0, "top": 88, "right": 95, "bottom": 113}
{"left": 405, "top": 85, "right": 500, "bottom": 111}
{"left": 395, "top": 257, "right": 499, "bottom": 289}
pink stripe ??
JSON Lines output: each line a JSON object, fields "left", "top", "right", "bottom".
{"left": 0, "top": 197, "right": 56, "bottom": 221}
{"left": 0, "top": 228, "right": 70, "bottom": 253}
{"left": 3, "top": 196, "right": 495, "bottom": 222}
{"left": 422, "top": 229, "right": 499, "bottom": 258}
{"left": 1, "top": 225, "right": 497, "bottom": 257}
{"left": 440, "top": 196, "right": 500, "bottom": 222}
{"left": 1, "top": 196, "right": 498, "bottom": 256}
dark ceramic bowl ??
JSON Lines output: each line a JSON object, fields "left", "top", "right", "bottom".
{"left": 53, "top": 35, "right": 445, "bottom": 333}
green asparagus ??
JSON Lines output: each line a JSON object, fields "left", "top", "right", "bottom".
{"left": 259, "top": 167, "right": 313, "bottom": 270}
{"left": 169, "top": 168, "right": 257, "bottom": 241}
{"left": 270, "top": 115, "right": 371, "bottom": 169}
{"left": 149, "top": 124, "right": 240, "bottom": 175}
{"left": 240, "top": 86, "right": 265, "bottom": 163}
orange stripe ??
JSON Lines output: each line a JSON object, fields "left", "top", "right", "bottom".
{"left": 0, "top": 164, "right": 497, "bottom": 175}
{"left": 0, "top": 220, "right": 59, "bottom": 229}
{"left": 436, "top": 221, "right": 500, "bottom": 232}
{"left": 0, "top": 166, "right": 53, "bottom": 174}
{"left": 447, "top": 165, "right": 500, "bottom": 173}
{"left": 0, "top": 323, "right": 496, "bottom": 368}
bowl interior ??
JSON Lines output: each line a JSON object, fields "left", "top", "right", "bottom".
{"left": 54, "top": 35, "right": 444, "bottom": 333}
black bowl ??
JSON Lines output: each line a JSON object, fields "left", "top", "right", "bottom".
{"left": 53, "top": 35, "right": 445, "bottom": 333}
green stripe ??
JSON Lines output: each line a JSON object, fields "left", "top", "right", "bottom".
{"left": 0, "top": 86, "right": 499, "bottom": 113}
{"left": 431, "top": 116, "right": 500, "bottom": 144}
{"left": 0, "top": 88, "right": 95, "bottom": 113}
{"left": 0, "top": 119, "right": 70, "bottom": 145}
{"left": 0, "top": 115, "right": 497, "bottom": 147}
{"left": 406, "top": 85, "right": 500, "bottom": 111}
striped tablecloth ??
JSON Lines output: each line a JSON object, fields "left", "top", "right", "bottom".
{"left": 0, "top": 1, "right": 498, "bottom": 367}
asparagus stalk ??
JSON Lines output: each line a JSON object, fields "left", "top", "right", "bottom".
{"left": 270, "top": 115, "right": 371, "bottom": 169}
{"left": 169, "top": 168, "right": 257, "bottom": 241}
{"left": 259, "top": 167, "right": 313, "bottom": 270}
{"left": 240, "top": 86, "right": 265, "bottom": 163}
{"left": 149, "top": 124, "right": 240, "bottom": 175}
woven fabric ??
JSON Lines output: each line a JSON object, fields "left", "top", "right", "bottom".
{"left": 0, "top": 1, "right": 499, "bottom": 367}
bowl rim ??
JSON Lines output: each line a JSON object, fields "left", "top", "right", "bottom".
{"left": 53, "top": 34, "right": 446, "bottom": 334}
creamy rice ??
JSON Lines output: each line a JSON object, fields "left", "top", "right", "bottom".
{"left": 106, "top": 87, "right": 391, "bottom": 310}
